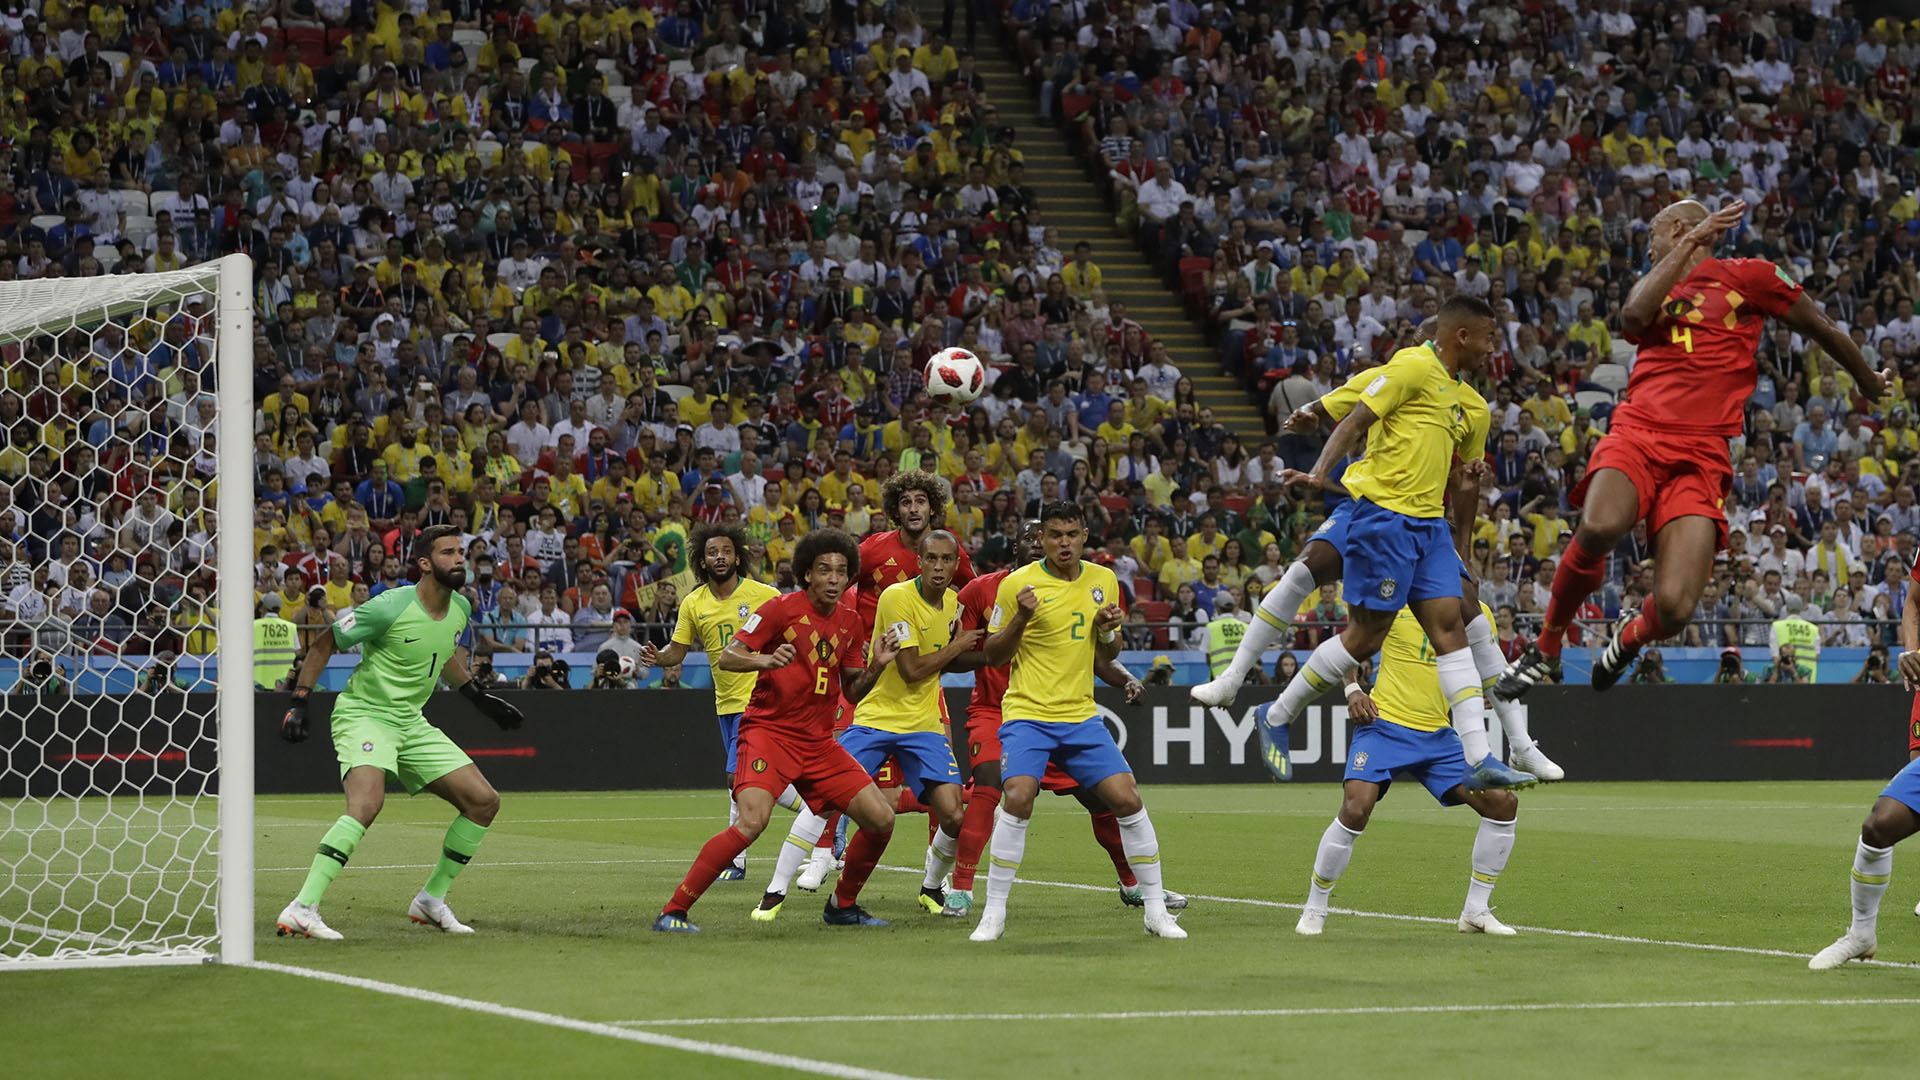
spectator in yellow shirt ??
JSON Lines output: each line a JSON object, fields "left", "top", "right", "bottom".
{"left": 1520, "top": 381, "right": 1573, "bottom": 439}
{"left": 1130, "top": 519, "right": 1173, "bottom": 574}
{"left": 1156, "top": 535, "right": 1202, "bottom": 594}
{"left": 1143, "top": 456, "right": 1182, "bottom": 509}
{"left": 1524, "top": 497, "right": 1572, "bottom": 561}
{"left": 1095, "top": 400, "right": 1136, "bottom": 445}
{"left": 1063, "top": 242, "right": 1102, "bottom": 301}
{"left": 1567, "top": 301, "right": 1612, "bottom": 364}
{"left": 380, "top": 420, "right": 431, "bottom": 482}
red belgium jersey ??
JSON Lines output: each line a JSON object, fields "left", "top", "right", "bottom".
{"left": 1616, "top": 256, "right": 1802, "bottom": 437}
{"left": 734, "top": 591, "right": 868, "bottom": 741}
{"left": 853, "top": 529, "right": 976, "bottom": 633}
{"left": 957, "top": 569, "right": 1011, "bottom": 713}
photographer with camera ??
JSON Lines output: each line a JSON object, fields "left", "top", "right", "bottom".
{"left": 520, "top": 649, "right": 571, "bottom": 689}
{"left": 1713, "top": 646, "right": 1757, "bottom": 684}
{"left": 9, "top": 650, "right": 67, "bottom": 697}
{"left": 138, "top": 649, "right": 192, "bottom": 693}
{"left": 1764, "top": 644, "right": 1810, "bottom": 684}
{"left": 1853, "top": 644, "right": 1894, "bottom": 684}
{"left": 589, "top": 648, "right": 633, "bottom": 689}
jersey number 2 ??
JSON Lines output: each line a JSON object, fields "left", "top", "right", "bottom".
{"left": 1069, "top": 611, "right": 1086, "bottom": 640}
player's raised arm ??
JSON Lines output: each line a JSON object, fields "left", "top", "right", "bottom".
{"left": 1619, "top": 200, "right": 1744, "bottom": 338}
{"left": 1093, "top": 602, "right": 1125, "bottom": 663}
{"left": 1283, "top": 400, "right": 1377, "bottom": 491}
{"left": 444, "top": 647, "right": 523, "bottom": 730}
{"left": 640, "top": 593, "right": 702, "bottom": 672}
{"left": 1779, "top": 291, "right": 1888, "bottom": 402}
{"left": 983, "top": 583, "right": 1039, "bottom": 666}
{"left": 279, "top": 623, "right": 337, "bottom": 743}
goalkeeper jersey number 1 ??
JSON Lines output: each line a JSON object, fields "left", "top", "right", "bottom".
{"left": 330, "top": 585, "right": 473, "bottom": 724}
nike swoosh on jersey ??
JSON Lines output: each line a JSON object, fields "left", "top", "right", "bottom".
{"left": 402, "top": 637, "right": 421, "bottom": 643}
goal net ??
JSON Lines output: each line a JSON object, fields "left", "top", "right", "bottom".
{"left": 0, "top": 255, "right": 254, "bottom": 968}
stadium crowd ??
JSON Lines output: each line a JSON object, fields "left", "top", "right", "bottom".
{"left": 0, "top": 0, "right": 1914, "bottom": 688}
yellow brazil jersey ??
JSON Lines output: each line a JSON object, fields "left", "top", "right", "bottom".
{"left": 672, "top": 578, "right": 780, "bottom": 714}
{"left": 989, "top": 560, "right": 1120, "bottom": 725}
{"left": 1370, "top": 602, "right": 1494, "bottom": 733}
{"left": 1335, "top": 344, "right": 1488, "bottom": 518}
{"left": 853, "top": 579, "right": 957, "bottom": 734}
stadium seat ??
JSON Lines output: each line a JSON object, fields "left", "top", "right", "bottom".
{"left": 1589, "top": 364, "right": 1629, "bottom": 393}
{"left": 99, "top": 49, "right": 129, "bottom": 78}
{"left": 485, "top": 332, "right": 517, "bottom": 350}
{"left": 473, "top": 139, "right": 503, "bottom": 165}
{"left": 661, "top": 384, "right": 694, "bottom": 402}
{"left": 94, "top": 246, "right": 120, "bottom": 271}
{"left": 1133, "top": 578, "right": 1155, "bottom": 602}
{"left": 517, "top": 57, "right": 540, "bottom": 76}
{"left": 451, "top": 28, "right": 487, "bottom": 50}
{"left": 30, "top": 214, "right": 62, "bottom": 233}
{"left": 1222, "top": 495, "right": 1251, "bottom": 515}
{"left": 326, "top": 26, "right": 353, "bottom": 48}
{"left": 115, "top": 190, "right": 149, "bottom": 217}
{"left": 1099, "top": 494, "right": 1128, "bottom": 516}
{"left": 1574, "top": 388, "right": 1614, "bottom": 413}
{"left": 1137, "top": 600, "right": 1172, "bottom": 646}
{"left": 285, "top": 26, "right": 326, "bottom": 53}
{"left": 123, "top": 214, "right": 156, "bottom": 245}
{"left": 1609, "top": 339, "right": 1636, "bottom": 366}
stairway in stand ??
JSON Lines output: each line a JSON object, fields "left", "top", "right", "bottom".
{"left": 954, "top": 32, "right": 1262, "bottom": 440}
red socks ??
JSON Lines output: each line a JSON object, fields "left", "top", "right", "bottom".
{"left": 814, "top": 813, "right": 838, "bottom": 850}
{"left": 895, "top": 787, "right": 929, "bottom": 814}
{"left": 1089, "top": 811, "right": 1135, "bottom": 887}
{"left": 665, "top": 826, "right": 752, "bottom": 916}
{"left": 1618, "top": 608, "right": 1672, "bottom": 652}
{"left": 952, "top": 785, "right": 1001, "bottom": 891}
{"left": 1539, "top": 536, "right": 1608, "bottom": 657}
{"left": 830, "top": 825, "right": 892, "bottom": 909}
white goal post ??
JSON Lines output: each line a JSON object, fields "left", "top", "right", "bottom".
{"left": 0, "top": 254, "right": 254, "bottom": 968}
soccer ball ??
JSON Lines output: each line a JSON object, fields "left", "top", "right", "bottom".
{"left": 617, "top": 655, "right": 636, "bottom": 678}
{"left": 924, "top": 347, "right": 986, "bottom": 406}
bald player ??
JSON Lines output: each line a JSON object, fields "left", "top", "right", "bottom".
{"left": 1496, "top": 199, "right": 1891, "bottom": 697}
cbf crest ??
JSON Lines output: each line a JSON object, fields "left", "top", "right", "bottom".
{"left": 737, "top": 603, "right": 751, "bottom": 619}
{"left": 1091, "top": 587, "right": 1105, "bottom": 604}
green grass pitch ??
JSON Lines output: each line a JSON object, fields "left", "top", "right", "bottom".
{"left": 6, "top": 782, "right": 1920, "bottom": 1078}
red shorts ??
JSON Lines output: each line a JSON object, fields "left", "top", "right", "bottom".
{"left": 1908, "top": 695, "right": 1920, "bottom": 754}
{"left": 964, "top": 706, "right": 1078, "bottom": 793}
{"left": 1572, "top": 424, "right": 1732, "bottom": 549}
{"left": 732, "top": 726, "right": 872, "bottom": 816}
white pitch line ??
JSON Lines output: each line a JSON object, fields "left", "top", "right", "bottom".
{"left": 614, "top": 997, "right": 1920, "bottom": 1028}
{"left": 861, "top": 864, "right": 1920, "bottom": 972}
{"left": 248, "top": 961, "right": 935, "bottom": 1080}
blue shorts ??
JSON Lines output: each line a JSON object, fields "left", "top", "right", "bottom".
{"left": 1344, "top": 498, "right": 1462, "bottom": 612}
{"left": 1345, "top": 720, "right": 1470, "bottom": 806}
{"left": 837, "top": 725, "right": 962, "bottom": 800}
{"left": 1000, "top": 718, "right": 1131, "bottom": 791}
{"left": 1880, "top": 755, "right": 1920, "bottom": 816}
{"left": 1309, "top": 498, "right": 1356, "bottom": 555}
{"left": 717, "top": 712, "right": 742, "bottom": 773}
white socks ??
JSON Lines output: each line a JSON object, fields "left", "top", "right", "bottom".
{"left": 778, "top": 785, "right": 802, "bottom": 811}
{"left": 1274, "top": 635, "right": 1358, "bottom": 724}
{"left": 1307, "top": 818, "right": 1361, "bottom": 912}
{"left": 764, "top": 806, "right": 830, "bottom": 896}
{"left": 1466, "top": 613, "right": 1534, "bottom": 752}
{"left": 1852, "top": 839, "right": 1893, "bottom": 937}
{"left": 1221, "top": 563, "right": 1320, "bottom": 683}
{"left": 923, "top": 826, "right": 958, "bottom": 890}
{"left": 1436, "top": 647, "right": 1490, "bottom": 762}
{"left": 982, "top": 809, "right": 1029, "bottom": 918}
{"left": 1116, "top": 809, "right": 1167, "bottom": 918}
{"left": 1466, "top": 817, "right": 1516, "bottom": 914}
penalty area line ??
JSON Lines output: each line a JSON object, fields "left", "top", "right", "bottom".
{"left": 614, "top": 997, "right": 1920, "bottom": 1027}
{"left": 247, "top": 961, "right": 935, "bottom": 1080}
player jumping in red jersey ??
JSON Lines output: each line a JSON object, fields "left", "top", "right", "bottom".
{"left": 942, "top": 520, "right": 1189, "bottom": 917}
{"left": 654, "top": 529, "right": 901, "bottom": 933}
{"left": 1495, "top": 200, "right": 1889, "bottom": 697}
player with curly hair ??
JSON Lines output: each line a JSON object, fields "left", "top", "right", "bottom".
{"left": 640, "top": 522, "right": 790, "bottom": 881}
{"left": 655, "top": 529, "right": 901, "bottom": 933}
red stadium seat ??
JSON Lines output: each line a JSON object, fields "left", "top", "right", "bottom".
{"left": 285, "top": 26, "right": 325, "bottom": 54}
{"left": 1133, "top": 578, "right": 1156, "bottom": 602}
{"left": 326, "top": 26, "right": 354, "bottom": 48}
{"left": 1098, "top": 494, "right": 1128, "bottom": 516}
{"left": 1061, "top": 93, "right": 1094, "bottom": 122}
{"left": 1223, "top": 495, "right": 1251, "bottom": 515}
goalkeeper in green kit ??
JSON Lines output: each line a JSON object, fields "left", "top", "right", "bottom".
{"left": 274, "top": 525, "right": 525, "bottom": 940}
